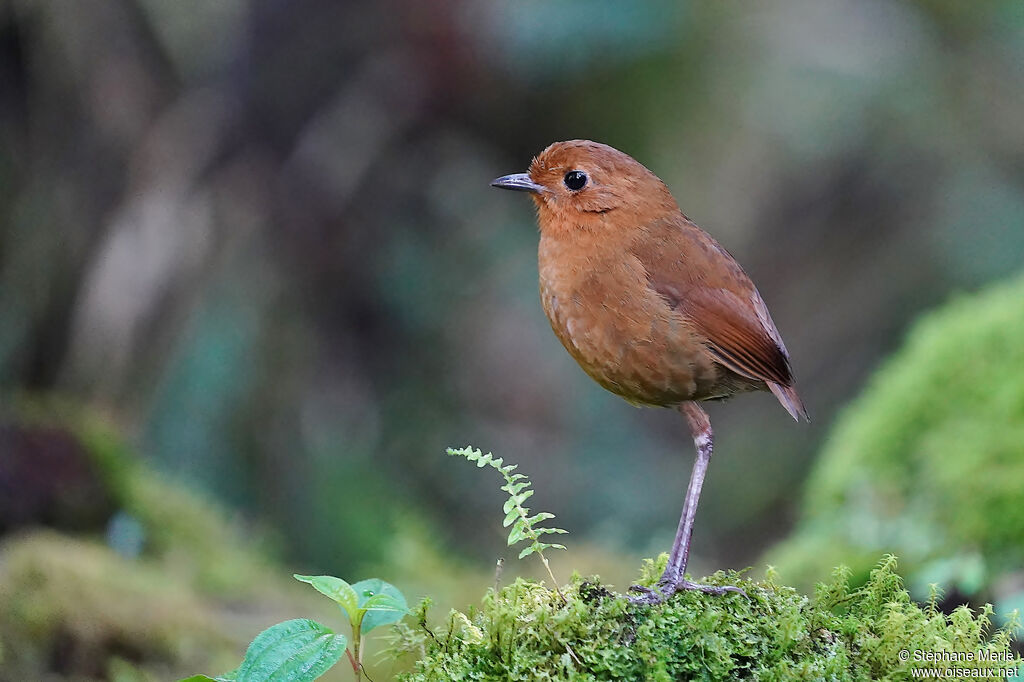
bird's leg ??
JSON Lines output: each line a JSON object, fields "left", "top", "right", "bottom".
{"left": 629, "top": 402, "right": 745, "bottom": 604}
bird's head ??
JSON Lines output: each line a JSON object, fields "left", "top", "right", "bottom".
{"left": 491, "top": 140, "right": 679, "bottom": 236}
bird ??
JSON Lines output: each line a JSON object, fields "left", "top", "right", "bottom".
{"left": 490, "top": 140, "right": 807, "bottom": 604}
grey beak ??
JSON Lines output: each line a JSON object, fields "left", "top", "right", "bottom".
{"left": 490, "top": 173, "right": 544, "bottom": 194}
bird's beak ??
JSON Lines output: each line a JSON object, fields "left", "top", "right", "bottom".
{"left": 490, "top": 173, "right": 544, "bottom": 194}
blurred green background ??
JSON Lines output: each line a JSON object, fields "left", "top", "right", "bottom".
{"left": 1, "top": 0, "right": 1023, "bottom": 679}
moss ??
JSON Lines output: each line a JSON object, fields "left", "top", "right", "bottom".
{"left": 391, "top": 555, "right": 1019, "bottom": 681}
{"left": 768, "top": 272, "right": 1024, "bottom": 609}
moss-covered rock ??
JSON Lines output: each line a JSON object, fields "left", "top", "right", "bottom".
{"left": 767, "top": 272, "right": 1024, "bottom": 615}
{"left": 391, "top": 555, "right": 1019, "bottom": 681}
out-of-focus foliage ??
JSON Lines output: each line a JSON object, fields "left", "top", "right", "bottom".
{"left": 0, "top": 532, "right": 239, "bottom": 681}
{"left": 3, "top": 0, "right": 1024, "bottom": 580}
{"left": 768, "top": 272, "right": 1024, "bottom": 620}
{"left": 10, "top": 399, "right": 278, "bottom": 593}
{"left": 393, "top": 556, "right": 1020, "bottom": 681}
{"left": 0, "top": 403, "right": 336, "bottom": 680}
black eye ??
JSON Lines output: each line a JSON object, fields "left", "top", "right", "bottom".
{"left": 563, "top": 170, "right": 588, "bottom": 191}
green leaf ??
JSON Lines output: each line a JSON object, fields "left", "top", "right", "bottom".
{"left": 235, "top": 619, "right": 346, "bottom": 682}
{"left": 363, "top": 593, "right": 406, "bottom": 611}
{"left": 179, "top": 675, "right": 236, "bottom": 682}
{"left": 293, "top": 575, "right": 359, "bottom": 619}
{"left": 503, "top": 508, "right": 520, "bottom": 527}
{"left": 362, "top": 593, "right": 408, "bottom": 629}
{"left": 518, "top": 546, "right": 537, "bottom": 559}
{"left": 535, "top": 527, "right": 568, "bottom": 535}
{"left": 525, "top": 512, "right": 554, "bottom": 525}
{"left": 507, "top": 524, "right": 528, "bottom": 546}
{"left": 515, "top": 490, "right": 535, "bottom": 506}
{"left": 352, "top": 579, "right": 409, "bottom": 633}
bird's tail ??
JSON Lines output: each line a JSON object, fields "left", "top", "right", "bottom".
{"left": 768, "top": 381, "right": 809, "bottom": 422}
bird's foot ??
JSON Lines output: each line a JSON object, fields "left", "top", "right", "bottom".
{"left": 676, "top": 578, "right": 747, "bottom": 597}
{"left": 628, "top": 577, "right": 746, "bottom": 605}
{"left": 627, "top": 583, "right": 669, "bottom": 605}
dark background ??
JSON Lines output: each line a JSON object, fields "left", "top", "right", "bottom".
{"left": 2, "top": 0, "right": 1023, "bottom": 592}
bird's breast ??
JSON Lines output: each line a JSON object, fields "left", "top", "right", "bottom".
{"left": 538, "top": 236, "right": 719, "bottom": 406}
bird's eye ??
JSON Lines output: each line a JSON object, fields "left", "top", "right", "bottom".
{"left": 563, "top": 170, "right": 588, "bottom": 191}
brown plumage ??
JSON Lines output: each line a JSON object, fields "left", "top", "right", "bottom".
{"left": 492, "top": 140, "right": 807, "bottom": 602}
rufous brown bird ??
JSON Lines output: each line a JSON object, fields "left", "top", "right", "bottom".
{"left": 491, "top": 140, "right": 807, "bottom": 603}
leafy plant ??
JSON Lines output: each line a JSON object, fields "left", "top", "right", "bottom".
{"left": 182, "top": 575, "right": 408, "bottom": 682}
{"left": 446, "top": 446, "right": 568, "bottom": 598}
{"left": 294, "top": 575, "right": 408, "bottom": 680}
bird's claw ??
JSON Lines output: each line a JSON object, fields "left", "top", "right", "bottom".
{"left": 627, "top": 579, "right": 747, "bottom": 605}
{"left": 677, "top": 579, "right": 747, "bottom": 598}
{"left": 627, "top": 584, "right": 666, "bottom": 605}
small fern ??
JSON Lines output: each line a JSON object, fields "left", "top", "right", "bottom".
{"left": 447, "top": 446, "right": 567, "bottom": 598}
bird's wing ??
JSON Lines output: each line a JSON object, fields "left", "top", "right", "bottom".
{"left": 629, "top": 216, "right": 796, "bottom": 389}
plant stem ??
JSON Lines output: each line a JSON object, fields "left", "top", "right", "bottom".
{"left": 353, "top": 631, "right": 362, "bottom": 682}
{"left": 346, "top": 648, "right": 359, "bottom": 678}
{"left": 351, "top": 610, "right": 365, "bottom": 682}
{"left": 356, "top": 632, "right": 363, "bottom": 682}
{"left": 536, "top": 552, "right": 564, "bottom": 601}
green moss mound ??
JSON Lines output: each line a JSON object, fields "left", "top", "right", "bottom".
{"left": 768, "top": 272, "right": 1024, "bottom": 609}
{"left": 391, "top": 556, "right": 1019, "bottom": 681}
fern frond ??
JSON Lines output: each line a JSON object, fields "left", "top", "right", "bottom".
{"left": 447, "top": 446, "right": 568, "bottom": 599}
